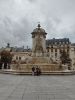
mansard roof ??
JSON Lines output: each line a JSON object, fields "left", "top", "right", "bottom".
{"left": 46, "top": 38, "right": 70, "bottom": 46}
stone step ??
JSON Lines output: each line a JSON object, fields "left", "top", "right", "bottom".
{"left": 0, "top": 70, "right": 75, "bottom": 75}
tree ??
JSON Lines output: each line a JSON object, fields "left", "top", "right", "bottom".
{"left": 60, "top": 50, "right": 71, "bottom": 64}
{"left": 0, "top": 50, "right": 13, "bottom": 69}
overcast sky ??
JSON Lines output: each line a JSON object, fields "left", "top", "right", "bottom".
{"left": 0, "top": 0, "right": 75, "bottom": 48}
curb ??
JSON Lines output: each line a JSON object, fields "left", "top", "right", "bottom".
{"left": 0, "top": 70, "right": 75, "bottom": 75}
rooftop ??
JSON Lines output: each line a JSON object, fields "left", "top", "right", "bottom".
{"left": 46, "top": 38, "right": 70, "bottom": 46}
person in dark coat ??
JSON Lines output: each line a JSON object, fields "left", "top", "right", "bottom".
{"left": 36, "top": 66, "right": 41, "bottom": 76}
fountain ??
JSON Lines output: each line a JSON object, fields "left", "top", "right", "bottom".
{"left": 11, "top": 24, "right": 61, "bottom": 74}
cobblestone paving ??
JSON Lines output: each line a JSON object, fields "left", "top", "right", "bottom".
{"left": 0, "top": 74, "right": 75, "bottom": 100}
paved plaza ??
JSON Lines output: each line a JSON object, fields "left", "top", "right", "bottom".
{"left": 0, "top": 74, "right": 75, "bottom": 100}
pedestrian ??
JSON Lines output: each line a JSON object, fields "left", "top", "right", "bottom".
{"left": 32, "top": 66, "right": 35, "bottom": 76}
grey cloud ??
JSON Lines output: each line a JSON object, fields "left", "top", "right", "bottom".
{"left": 0, "top": 0, "right": 75, "bottom": 48}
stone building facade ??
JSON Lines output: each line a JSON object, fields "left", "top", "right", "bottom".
{"left": 69, "top": 43, "right": 75, "bottom": 69}
{"left": 46, "top": 38, "right": 75, "bottom": 69}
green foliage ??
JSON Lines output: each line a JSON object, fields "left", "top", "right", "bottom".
{"left": 60, "top": 50, "right": 71, "bottom": 64}
{"left": 0, "top": 50, "right": 13, "bottom": 63}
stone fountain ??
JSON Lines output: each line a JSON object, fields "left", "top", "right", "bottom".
{"left": 11, "top": 24, "right": 60, "bottom": 73}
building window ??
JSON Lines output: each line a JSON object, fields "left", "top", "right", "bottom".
{"left": 55, "top": 49, "right": 57, "bottom": 52}
{"left": 51, "top": 45, "right": 53, "bottom": 52}
{"left": 67, "top": 49, "right": 69, "bottom": 52}
{"left": 47, "top": 47, "right": 49, "bottom": 52}
{"left": 60, "top": 49, "right": 62, "bottom": 53}
{"left": 55, "top": 53, "right": 57, "bottom": 58}
{"left": 47, "top": 49, "right": 49, "bottom": 52}
{"left": 19, "top": 57, "right": 21, "bottom": 60}
{"left": 51, "top": 48, "right": 53, "bottom": 52}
